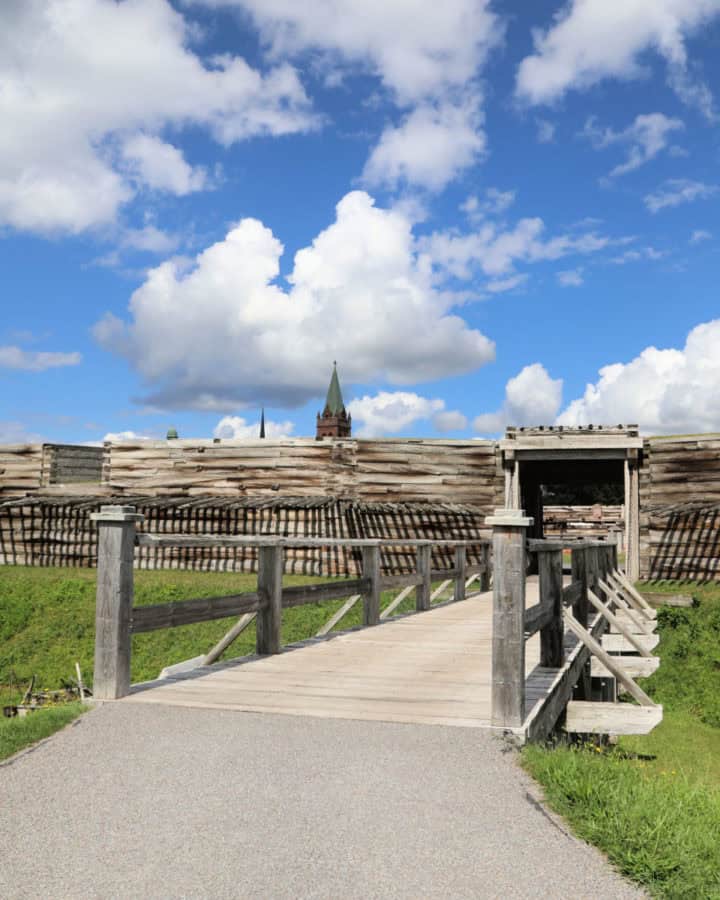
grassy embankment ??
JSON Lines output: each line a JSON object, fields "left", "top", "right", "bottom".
{"left": 0, "top": 563, "right": 427, "bottom": 758}
{"left": 523, "top": 581, "right": 720, "bottom": 899}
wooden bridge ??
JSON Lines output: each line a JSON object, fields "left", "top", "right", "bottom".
{"left": 92, "top": 507, "right": 662, "bottom": 741}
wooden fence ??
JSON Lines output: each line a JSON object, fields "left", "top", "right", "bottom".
{"left": 487, "top": 510, "right": 662, "bottom": 739}
{"left": 92, "top": 505, "right": 491, "bottom": 700}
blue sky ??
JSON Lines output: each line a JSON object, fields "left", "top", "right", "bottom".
{"left": 1, "top": 0, "right": 719, "bottom": 443}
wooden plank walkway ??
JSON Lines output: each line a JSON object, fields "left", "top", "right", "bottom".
{"left": 124, "top": 583, "right": 556, "bottom": 729}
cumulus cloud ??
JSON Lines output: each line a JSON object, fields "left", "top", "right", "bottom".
{"left": 610, "top": 246, "right": 666, "bottom": 264}
{"left": 0, "top": 0, "right": 316, "bottom": 234}
{"left": 214, "top": 415, "right": 295, "bottom": 439}
{"left": 644, "top": 178, "right": 718, "bottom": 213}
{"left": 0, "top": 346, "right": 81, "bottom": 371}
{"left": 582, "top": 113, "right": 684, "bottom": 177}
{"left": 473, "top": 363, "right": 563, "bottom": 434}
{"left": 94, "top": 191, "right": 495, "bottom": 410}
{"left": 121, "top": 135, "right": 207, "bottom": 196}
{"left": 516, "top": 0, "right": 720, "bottom": 119}
{"left": 347, "top": 390, "right": 464, "bottom": 437}
{"left": 536, "top": 119, "right": 556, "bottom": 143}
{"left": 210, "top": 0, "right": 502, "bottom": 105}
{"left": 460, "top": 188, "right": 516, "bottom": 223}
{"left": 362, "top": 98, "right": 485, "bottom": 192}
{"left": 557, "top": 319, "right": 720, "bottom": 433}
{"left": 103, "top": 430, "right": 155, "bottom": 442}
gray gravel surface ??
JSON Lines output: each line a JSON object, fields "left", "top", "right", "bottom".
{"left": 0, "top": 704, "right": 644, "bottom": 899}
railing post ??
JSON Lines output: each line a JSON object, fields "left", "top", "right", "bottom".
{"left": 453, "top": 544, "right": 467, "bottom": 602}
{"left": 486, "top": 509, "right": 533, "bottom": 729}
{"left": 361, "top": 543, "right": 381, "bottom": 626}
{"left": 538, "top": 549, "right": 564, "bottom": 668}
{"left": 257, "top": 543, "right": 283, "bottom": 654}
{"left": 91, "top": 505, "right": 144, "bottom": 700}
{"left": 479, "top": 542, "right": 491, "bottom": 592}
{"left": 570, "top": 546, "right": 589, "bottom": 628}
{"left": 415, "top": 543, "right": 431, "bottom": 612}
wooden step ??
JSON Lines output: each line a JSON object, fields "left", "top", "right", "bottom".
{"left": 591, "top": 656, "right": 660, "bottom": 679}
{"left": 602, "top": 633, "right": 659, "bottom": 653}
{"left": 565, "top": 701, "right": 663, "bottom": 735}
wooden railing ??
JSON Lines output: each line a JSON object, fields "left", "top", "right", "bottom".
{"left": 92, "top": 505, "right": 491, "bottom": 700}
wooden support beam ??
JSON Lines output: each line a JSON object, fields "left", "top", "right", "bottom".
{"left": 361, "top": 544, "right": 381, "bottom": 627}
{"left": 315, "top": 595, "right": 361, "bottom": 637}
{"left": 131, "top": 591, "right": 261, "bottom": 632}
{"left": 591, "top": 656, "right": 660, "bottom": 679}
{"left": 612, "top": 569, "right": 656, "bottom": 615}
{"left": 256, "top": 544, "right": 283, "bottom": 655}
{"left": 380, "top": 585, "right": 415, "bottom": 620}
{"left": 430, "top": 579, "right": 453, "bottom": 602}
{"left": 563, "top": 610, "right": 656, "bottom": 706}
{"left": 606, "top": 572, "right": 656, "bottom": 621}
{"left": 91, "top": 505, "right": 144, "bottom": 700}
{"left": 479, "top": 543, "right": 491, "bottom": 592}
{"left": 453, "top": 545, "right": 467, "bottom": 603}
{"left": 416, "top": 544, "right": 431, "bottom": 612}
{"left": 602, "top": 633, "right": 659, "bottom": 653}
{"left": 487, "top": 509, "right": 532, "bottom": 729}
{"left": 203, "top": 613, "right": 256, "bottom": 666}
{"left": 538, "top": 549, "right": 564, "bottom": 668}
{"left": 282, "top": 579, "right": 368, "bottom": 608}
{"left": 587, "top": 590, "right": 652, "bottom": 657}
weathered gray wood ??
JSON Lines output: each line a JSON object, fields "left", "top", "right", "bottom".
{"left": 453, "top": 545, "right": 467, "bottom": 603}
{"left": 639, "top": 591, "right": 694, "bottom": 609}
{"left": 479, "top": 543, "right": 491, "bottom": 592}
{"left": 538, "top": 549, "right": 564, "bottom": 667}
{"left": 570, "top": 545, "right": 591, "bottom": 699}
{"left": 380, "top": 585, "right": 415, "bottom": 620}
{"left": 361, "top": 545, "right": 381, "bottom": 626}
{"left": 315, "top": 594, "right": 361, "bottom": 636}
{"left": 282, "top": 578, "right": 368, "bottom": 607}
{"left": 565, "top": 701, "right": 662, "bottom": 735}
{"left": 591, "top": 656, "right": 660, "bottom": 679}
{"left": 613, "top": 569, "right": 655, "bottom": 614}
{"left": 586, "top": 590, "right": 652, "bottom": 657}
{"left": 92, "top": 506, "right": 144, "bottom": 699}
{"left": 203, "top": 613, "right": 256, "bottom": 665}
{"left": 415, "top": 544, "right": 431, "bottom": 612}
{"left": 563, "top": 610, "right": 656, "bottom": 706}
{"left": 524, "top": 603, "right": 553, "bottom": 635}
{"left": 256, "top": 544, "right": 283, "bottom": 654}
{"left": 131, "top": 591, "right": 261, "bottom": 632}
{"left": 430, "top": 578, "right": 453, "bottom": 602}
{"left": 599, "top": 577, "right": 653, "bottom": 629}
{"left": 602, "top": 633, "right": 659, "bottom": 653}
{"left": 625, "top": 459, "right": 640, "bottom": 581}
{"left": 489, "top": 513, "right": 530, "bottom": 729}
{"left": 379, "top": 574, "right": 422, "bottom": 591}
{"left": 606, "top": 572, "right": 655, "bottom": 622}
{"left": 562, "top": 582, "right": 583, "bottom": 607}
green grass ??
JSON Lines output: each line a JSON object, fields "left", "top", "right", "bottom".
{"left": 523, "top": 581, "right": 720, "bottom": 898}
{"left": 0, "top": 702, "right": 86, "bottom": 762}
{"left": 0, "top": 564, "right": 424, "bottom": 702}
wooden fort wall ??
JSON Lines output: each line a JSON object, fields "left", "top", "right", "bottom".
{"left": 640, "top": 435, "right": 720, "bottom": 581}
{"left": 543, "top": 505, "right": 623, "bottom": 541}
{"left": 0, "top": 443, "right": 103, "bottom": 497}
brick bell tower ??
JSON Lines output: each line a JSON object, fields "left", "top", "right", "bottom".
{"left": 316, "top": 362, "right": 352, "bottom": 439}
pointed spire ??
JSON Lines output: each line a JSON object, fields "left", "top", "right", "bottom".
{"left": 259, "top": 407, "right": 266, "bottom": 439}
{"left": 324, "top": 361, "right": 345, "bottom": 416}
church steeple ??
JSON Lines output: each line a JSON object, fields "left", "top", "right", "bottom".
{"left": 259, "top": 407, "right": 266, "bottom": 439}
{"left": 316, "top": 362, "right": 352, "bottom": 439}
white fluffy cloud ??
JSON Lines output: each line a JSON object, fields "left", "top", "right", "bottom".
{"left": 690, "top": 229, "right": 712, "bottom": 243}
{"left": 0, "top": 346, "right": 81, "bottom": 371}
{"left": 214, "top": 415, "right": 294, "bottom": 439}
{"left": 207, "top": 0, "right": 501, "bottom": 192}
{"left": 423, "top": 216, "right": 629, "bottom": 282}
{"left": 362, "top": 99, "right": 485, "bottom": 192}
{"left": 210, "top": 0, "right": 501, "bottom": 105}
{"left": 557, "top": 319, "right": 720, "bottom": 432}
{"left": 121, "top": 135, "right": 207, "bottom": 196}
{"left": 644, "top": 178, "right": 718, "bottom": 212}
{"left": 0, "top": 0, "right": 316, "bottom": 234}
{"left": 347, "top": 390, "right": 465, "bottom": 437}
{"left": 474, "top": 363, "right": 563, "bottom": 434}
{"left": 94, "top": 191, "right": 495, "bottom": 410}
{"left": 582, "top": 113, "right": 684, "bottom": 177}
{"left": 103, "top": 430, "right": 154, "bottom": 442}
{"left": 516, "top": 0, "right": 720, "bottom": 118}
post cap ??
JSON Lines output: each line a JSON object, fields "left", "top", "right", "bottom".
{"left": 485, "top": 508, "right": 534, "bottom": 528}
{"left": 91, "top": 505, "right": 145, "bottom": 524}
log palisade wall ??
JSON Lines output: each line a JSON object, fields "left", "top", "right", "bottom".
{"left": 101, "top": 438, "right": 504, "bottom": 507}
{"left": 2, "top": 434, "right": 720, "bottom": 580}
{"left": 640, "top": 435, "right": 720, "bottom": 581}
{"left": 543, "top": 505, "right": 623, "bottom": 540}
{"left": 0, "top": 444, "right": 103, "bottom": 497}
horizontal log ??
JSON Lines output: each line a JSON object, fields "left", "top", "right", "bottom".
{"left": 281, "top": 579, "right": 369, "bottom": 608}
{"left": 379, "top": 574, "right": 423, "bottom": 590}
{"left": 562, "top": 582, "right": 583, "bottom": 606}
{"left": 565, "top": 701, "right": 662, "bottom": 735}
{"left": 130, "top": 591, "right": 262, "bottom": 633}
{"left": 525, "top": 602, "right": 554, "bottom": 635}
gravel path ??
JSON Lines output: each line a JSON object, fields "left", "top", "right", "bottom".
{"left": 0, "top": 705, "right": 643, "bottom": 899}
